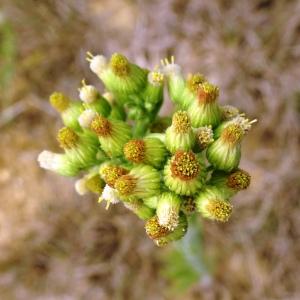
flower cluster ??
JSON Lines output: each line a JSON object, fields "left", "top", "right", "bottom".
{"left": 38, "top": 53, "right": 256, "bottom": 246}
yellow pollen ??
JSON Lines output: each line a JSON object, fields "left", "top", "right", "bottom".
{"left": 187, "top": 73, "right": 206, "bottom": 93}
{"left": 123, "top": 140, "right": 146, "bottom": 163}
{"left": 171, "top": 151, "right": 200, "bottom": 181}
{"left": 49, "top": 92, "right": 70, "bottom": 112}
{"left": 221, "top": 124, "right": 244, "bottom": 144}
{"left": 115, "top": 175, "right": 137, "bottom": 196}
{"left": 101, "top": 165, "right": 128, "bottom": 188}
{"left": 227, "top": 169, "right": 251, "bottom": 190}
{"left": 151, "top": 71, "right": 164, "bottom": 85}
{"left": 198, "top": 82, "right": 219, "bottom": 104}
{"left": 110, "top": 53, "right": 129, "bottom": 77}
{"left": 172, "top": 111, "right": 191, "bottom": 133}
{"left": 85, "top": 175, "right": 105, "bottom": 194}
{"left": 206, "top": 199, "right": 232, "bottom": 222}
{"left": 90, "top": 115, "right": 112, "bottom": 137}
{"left": 57, "top": 127, "right": 79, "bottom": 149}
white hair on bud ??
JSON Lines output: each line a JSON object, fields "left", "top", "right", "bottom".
{"left": 37, "top": 150, "right": 62, "bottom": 171}
{"left": 101, "top": 185, "right": 120, "bottom": 204}
{"left": 78, "top": 109, "right": 97, "bottom": 128}
{"left": 79, "top": 85, "right": 98, "bottom": 103}
{"left": 162, "top": 63, "right": 182, "bottom": 76}
{"left": 74, "top": 178, "right": 88, "bottom": 195}
{"left": 90, "top": 55, "right": 107, "bottom": 75}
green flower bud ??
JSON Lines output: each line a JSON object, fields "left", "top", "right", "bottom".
{"left": 114, "top": 165, "right": 161, "bottom": 199}
{"left": 187, "top": 82, "right": 221, "bottom": 128}
{"left": 209, "top": 169, "right": 251, "bottom": 199}
{"left": 156, "top": 192, "right": 181, "bottom": 230}
{"left": 206, "top": 124, "right": 243, "bottom": 172}
{"left": 145, "top": 215, "right": 171, "bottom": 240}
{"left": 164, "top": 150, "right": 206, "bottom": 196}
{"left": 79, "top": 81, "right": 111, "bottom": 117}
{"left": 196, "top": 125, "right": 214, "bottom": 150}
{"left": 196, "top": 187, "right": 233, "bottom": 222}
{"left": 142, "top": 69, "right": 164, "bottom": 114}
{"left": 123, "top": 199, "right": 155, "bottom": 220}
{"left": 155, "top": 213, "right": 188, "bottom": 247}
{"left": 37, "top": 150, "right": 80, "bottom": 177}
{"left": 49, "top": 92, "right": 83, "bottom": 131}
{"left": 143, "top": 196, "right": 159, "bottom": 209}
{"left": 90, "top": 115, "right": 131, "bottom": 157}
{"left": 99, "top": 53, "right": 148, "bottom": 97}
{"left": 123, "top": 137, "right": 167, "bottom": 168}
{"left": 162, "top": 56, "right": 185, "bottom": 106}
{"left": 100, "top": 164, "right": 129, "bottom": 188}
{"left": 75, "top": 173, "right": 105, "bottom": 195}
{"left": 165, "top": 111, "right": 195, "bottom": 153}
{"left": 179, "top": 73, "right": 206, "bottom": 109}
{"left": 56, "top": 127, "right": 100, "bottom": 169}
{"left": 181, "top": 196, "right": 196, "bottom": 215}
{"left": 214, "top": 115, "right": 257, "bottom": 139}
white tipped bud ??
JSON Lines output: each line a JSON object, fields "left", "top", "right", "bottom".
{"left": 79, "top": 84, "right": 98, "bottom": 103}
{"left": 102, "top": 92, "right": 115, "bottom": 104}
{"left": 75, "top": 178, "right": 88, "bottom": 195}
{"left": 90, "top": 55, "right": 107, "bottom": 75}
{"left": 38, "top": 150, "right": 61, "bottom": 171}
{"left": 162, "top": 63, "right": 181, "bottom": 76}
{"left": 101, "top": 185, "right": 120, "bottom": 204}
{"left": 78, "top": 109, "right": 97, "bottom": 128}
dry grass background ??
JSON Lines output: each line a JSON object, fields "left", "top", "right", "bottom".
{"left": 0, "top": 0, "right": 299, "bottom": 299}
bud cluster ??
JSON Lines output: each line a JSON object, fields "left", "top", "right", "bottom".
{"left": 38, "top": 53, "right": 256, "bottom": 246}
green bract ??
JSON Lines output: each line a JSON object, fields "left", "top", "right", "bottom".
{"left": 38, "top": 53, "right": 256, "bottom": 246}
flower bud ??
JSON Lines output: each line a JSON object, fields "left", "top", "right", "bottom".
{"left": 206, "top": 124, "right": 243, "bottom": 171}
{"left": 100, "top": 164, "right": 128, "bottom": 188}
{"left": 156, "top": 192, "right": 181, "bottom": 230}
{"left": 78, "top": 109, "right": 97, "bottom": 129}
{"left": 196, "top": 125, "right": 214, "bottom": 150}
{"left": 37, "top": 150, "right": 79, "bottom": 177}
{"left": 86, "top": 53, "right": 108, "bottom": 76}
{"left": 196, "top": 187, "right": 233, "bottom": 222}
{"left": 79, "top": 82, "right": 98, "bottom": 103}
{"left": 75, "top": 173, "right": 105, "bottom": 195}
{"left": 49, "top": 92, "right": 83, "bottom": 131}
{"left": 123, "top": 137, "right": 167, "bottom": 168}
{"left": 164, "top": 150, "right": 206, "bottom": 196}
{"left": 114, "top": 165, "right": 161, "bottom": 200}
{"left": 123, "top": 200, "right": 155, "bottom": 220}
{"left": 155, "top": 213, "right": 188, "bottom": 247}
{"left": 145, "top": 215, "right": 171, "bottom": 240}
{"left": 162, "top": 56, "right": 185, "bottom": 106}
{"left": 179, "top": 73, "right": 206, "bottom": 109}
{"left": 99, "top": 53, "right": 148, "bottom": 96}
{"left": 79, "top": 81, "right": 111, "bottom": 116}
{"left": 165, "top": 111, "right": 195, "bottom": 153}
{"left": 187, "top": 82, "right": 221, "bottom": 128}
{"left": 56, "top": 127, "right": 100, "bottom": 169}
{"left": 90, "top": 115, "right": 131, "bottom": 157}
{"left": 209, "top": 169, "right": 251, "bottom": 199}
{"left": 142, "top": 69, "right": 164, "bottom": 114}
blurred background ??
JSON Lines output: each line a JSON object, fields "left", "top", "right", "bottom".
{"left": 0, "top": 0, "right": 299, "bottom": 299}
